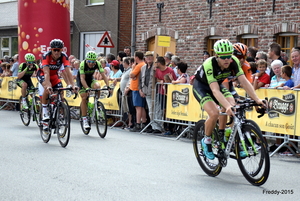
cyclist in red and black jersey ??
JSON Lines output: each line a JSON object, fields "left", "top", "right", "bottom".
{"left": 37, "top": 39, "right": 78, "bottom": 121}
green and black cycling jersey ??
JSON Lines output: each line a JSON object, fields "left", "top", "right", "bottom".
{"left": 18, "top": 62, "right": 38, "bottom": 81}
{"left": 77, "top": 60, "right": 104, "bottom": 88}
{"left": 194, "top": 56, "right": 244, "bottom": 85}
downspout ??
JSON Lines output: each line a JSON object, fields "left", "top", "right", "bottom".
{"left": 131, "top": 0, "right": 137, "bottom": 54}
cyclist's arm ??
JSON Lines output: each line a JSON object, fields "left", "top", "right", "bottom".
{"left": 17, "top": 64, "right": 27, "bottom": 79}
{"left": 62, "top": 67, "right": 75, "bottom": 87}
{"left": 100, "top": 71, "right": 110, "bottom": 88}
{"left": 238, "top": 74, "right": 261, "bottom": 103}
{"left": 43, "top": 66, "right": 52, "bottom": 89}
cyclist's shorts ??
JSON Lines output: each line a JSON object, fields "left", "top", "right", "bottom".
{"left": 16, "top": 79, "right": 35, "bottom": 91}
{"left": 192, "top": 79, "right": 233, "bottom": 108}
{"left": 78, "top": 79, "right": 98, "bottom": 94}
{"left": 37, "top": 70, "right": 61, "bottom": 87}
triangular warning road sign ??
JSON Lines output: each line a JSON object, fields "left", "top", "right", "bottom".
{"left": 97, "top": 31, "right": 115, "bottom": 48}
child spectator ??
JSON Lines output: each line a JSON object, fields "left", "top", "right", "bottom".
{"left": 274, "top": 65, "right": 294, "bottom": 89}
{"left": 252, "top": 59, "right": 270, "bottom": 90}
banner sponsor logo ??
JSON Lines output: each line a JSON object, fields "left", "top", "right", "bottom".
{"left": 268, "top": 94, "right": 295, "bottom": 118}
{"left": 171, "top": 88, "right": 189, "bottom": 108}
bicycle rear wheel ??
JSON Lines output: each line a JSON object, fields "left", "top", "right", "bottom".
{"left": 95, "top": 101, "right": 107, "bottom": 138}
{"left": 19, "top": 96, "right": 31, "bottom": 126}
{"left": 193, "top": 120, "right": 222, "bottom": 177}
{"left": 39, "top": 105, "right": 51, "bottom": 143}
{"left": 56, "top": 102, "right": 70, "bottom": 147}
{"left": 33, "top": 96, "right": 41, "bottom": 126}
{"left": 236, "top": 124, "right": 270, "bottom": 186}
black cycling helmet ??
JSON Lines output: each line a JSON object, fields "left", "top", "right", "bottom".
{"left": 50, "top": 39, "right": 64, "bottom": 49}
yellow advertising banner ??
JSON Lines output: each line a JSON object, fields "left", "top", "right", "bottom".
{"left": 245, "top": 88, "right": 297, "bottom": 136}
{"left": 97, "top": 80, "right": 120, "bottom": 110}
{"left": 166, "top": 84, "right": 208, "bottom": 122}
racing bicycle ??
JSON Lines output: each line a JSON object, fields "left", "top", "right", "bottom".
{"left": 80, "top": 88, "right": 108, "bottom": 138}
{"left": 19, "top": 87, "right": 41, "bottom": 126}
{"left": 39, "top": 87, "right": 77, "bottom": 147}
{"left": 193, "top": 98, "right": 270, "bottom": 186}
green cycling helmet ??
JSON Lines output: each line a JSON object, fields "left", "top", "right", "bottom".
{"left": 85, "top": 51, "right": 97, "bottom": 60}
{"left": 213, "top": 39, "right": 234, "bottom": 55}
{"left": 25, "top": 53, "right": 35, "bottom": 62}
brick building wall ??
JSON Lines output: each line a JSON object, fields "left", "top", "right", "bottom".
{"left": 119, "top": 0, "right": 132, "bottom": 51}
{"left": 135, "top": 0, "right": 300, "bottom": 74}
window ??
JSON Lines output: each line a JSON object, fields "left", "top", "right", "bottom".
{"left": 277, "top": 34, "right": 298, "bottom": 65}
{"left": 207, "top": 37, "right": 221, "bottom": 56}
{"left": 0, "top": 37, "right": 18, "bottom": 57}
{"left": 80, "top": 32, "right": 111, "bottom": 61}
{"left": 239, "top": 34, "right": 258, "bottom": 48}
{"left": 86, "top": 0, "right": 104, "bottom": 5}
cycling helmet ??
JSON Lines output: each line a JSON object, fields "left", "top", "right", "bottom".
{"left": 24, "top": 53, "right": 35, "bottom": 62}
{"left": 85, "top": 51, "right": 97, "bottom": 60}
{"left": 233, "top": 43, "right": 248, "bottom": 56}
{"left": 213, "top": 39, "right": 234, "bottom": 55}
{"left": 50, "top": 39, "right": 64, "bottom": 49}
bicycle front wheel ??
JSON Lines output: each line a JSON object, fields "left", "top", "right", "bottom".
{"left": 19, "top": 96, "right": 31, "bottom": 126}
{"left": 39, "top": 105, "right": 51, "bottom": 143}
{"left": 95, "top": 101, "right": 107, "bottom": 138}
{"left": 236, "top": 124, "right": 270, "bottom": 186}
{"left": 56, "top": 102, "right": 70, "bottom": 147}
{"left": 193, "top": 120, "right": 222, "bottom": 177}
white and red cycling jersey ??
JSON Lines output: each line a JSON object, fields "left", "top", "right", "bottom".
{"left": 38, "top": 51, "right": 70, "bottom": 86}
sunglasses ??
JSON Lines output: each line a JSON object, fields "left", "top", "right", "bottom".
{"left": 52, "top": 48, "right": 62, "bottom": 52}
{"left": 255, "top": 57, "right": 260, "bottom": 60}
{"left": 87, "top": 60, "right": 96, "bottom": 63}
{"left": 219, "top": 55, "right": 232, "bottom": 60}
{"left": 27, "top": 61, "right": 34, "bottom": 64}
{"left": 236, "top": 55, "right": 246, "bottom": 60}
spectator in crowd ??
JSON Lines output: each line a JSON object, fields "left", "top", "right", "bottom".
{"left": 154, "top": 56, "right": 176, "bottom": 134}
{"left": 108, "top": 60, "right": 122, "bottom": 86}
{"left": 10, "top": 54, "right": 19, "bottom": 77}
{"left": 120, "top": 57, "right": 133, "bottom": 129}
{"left": 203, "top": 51, "right": 210, "bottom": 61}
{"left": 171, "top": 62, "right": 189, "bottom": 84}
{"left": 268, "top": 43, "right": 287, "bottom": 79}
{"left": 290, "top": 49, "right": 300, "bottom": 89}
{"left": 249, "top": 62, "right": 257, "bottom": 74}
{"left": 170, "top": 55, "right": 180, "bottom": 78}
{"left": 138, "top": 51, "right": 159, "bottom": 133}
{"left": 117, "top": 51, "right": 127, "bottom": 72}
{"left": 106, "top": 53, "right": 115, "bottom": 67}
{"left": 129, "top": 51, "right": 146, "bottom": 132}
{"left": 164, "top": 52, "right": 173, "bottom": 67}
{"left": 124, "top": 46, "right": 131, "bottom": 57}
{"left": 0, "top": 63, "right": 11, "bottom": 77}
{"left": 252, "top": 59, "right": 270, "bottom": 90}
{"left": 72, "top": 59, "right": 80, "bottom": 79}
{"left": 281, "top": 51, "right": 289, "bottom": 63}
{"left": 274, "top": 65, "right": 294, "bottom": 89}
{"left": 96, "top": 58, "right": 110, "bottom": 80}
{"left": 265, "top": 60, "right": 285, "bottom": 88}
{"left": 255, "top": 51, "right": 268, "bottom": 62}
{"left": 246, "top": 46, "right": 258, "bottom": 62}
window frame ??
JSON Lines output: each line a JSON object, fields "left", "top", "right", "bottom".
{"left": 86, "top": 0, "right": 104, "bottom": 6}
{"left": 276, "top": 34, "right": 298, "bottom": 66}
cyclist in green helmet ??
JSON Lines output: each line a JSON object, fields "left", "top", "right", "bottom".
{"left": 192, "top": 39, "right": 266, "bottom": 160}
{"left": 77, "top": 51, "right": 111, "bottom": 129}
{"left": 16, "top": 53, "right": 39, "bottom": 109}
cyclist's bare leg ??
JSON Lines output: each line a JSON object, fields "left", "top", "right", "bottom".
{"left": 203, "top": 101, "right": 219, "bottom": 137}
{"left": 219, "top": 96, "right": 236, "bottom": 130}
{"left": 21, "top": 82, "right": 28, "bottom": 98}
{"left": 80, "top": 92, "right": 88, "bottom": 116}
{"left": 92, "top": 81, "right": 101, "bottom": 98}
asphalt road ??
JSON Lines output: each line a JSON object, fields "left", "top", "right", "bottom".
{"left": 0, "top": 110, "right": 299, "bottom": 201}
